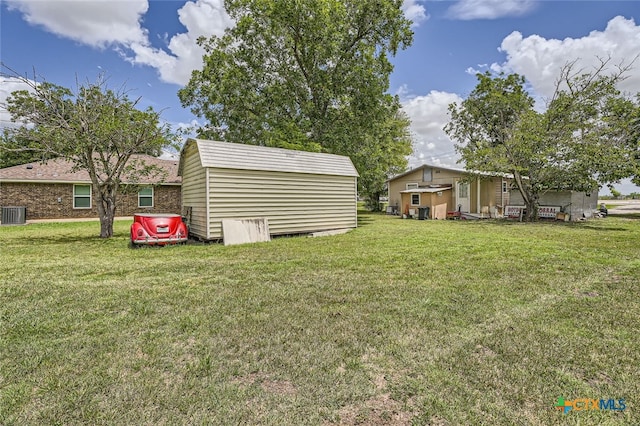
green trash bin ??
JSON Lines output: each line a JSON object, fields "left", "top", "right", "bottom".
{"left": 418, "top": 207, "right": 429, "bottom": 220}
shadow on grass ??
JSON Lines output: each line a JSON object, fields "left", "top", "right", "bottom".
{"left": 25, "top": 234, "right": 105, "bottom": 244}
{"left": 357, "top": 210, "right": 379, "bottom": 226}
{"left": 577, "top": 225, "right": 630, "bottom": 232}
{"left": 0, "top": 220, "right": 121, "bottom": 241}
{"left": 607, "top": 212, "right": 640, "bottom": 220}
{"left": 438, "top": 218, "right": 632, "bottom": 232}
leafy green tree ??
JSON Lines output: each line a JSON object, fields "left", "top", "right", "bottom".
{"left": 609, "top": 188, "right": 622, "bottom": 199}
{"left": 444, "top": 71, "right": 539, "bottom": 219}
{"left": 3, "top": 71, "right": 175, "bottom": 237}
{"left": 445, "top": 60, "right": 639, "bottom": 221}
{"left": 0, "top": 130, "right": 54, "bottom": 168}
{"left": 355, "top": 103, "right": 413, "bottom": 210}
{"left": 545, "top": 62, "right": 640, "bottom": 191}
{"left": 610, "top": 93, "right": 640, "bottom": 187}
{"left": 179, "top": 0, "right": 414, "bottom": 209}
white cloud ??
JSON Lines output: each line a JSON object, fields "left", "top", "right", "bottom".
{"left": 0, "top": 77, "right": 35, "bottom": 128}
{"left": 5, "top": 0, "right": 149, "bottom": 47}
{"left": 400, "top": 90, "right": 463, "bottom": 168}
{"left": 495, "top": 16, "right": 640, "bottom": 101}
{"left": 402, "top": 0, "right": 428, "bottom": 26}
{"left": 129, "top": 0, "right": 233, "bottom": 85}
{"left": 6, "top": 0, "right": 233, "bottom": 86}
{"left": 447, "top": 0, "right": 537, "bottom": 20}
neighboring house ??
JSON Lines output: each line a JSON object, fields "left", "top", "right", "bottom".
{"left": 387, "top": 164, "right": 512, "bottom": 219}
{"left": 0, "top": 155, "right": 181, "bottom": 222}
{"left": 179, "top": 138, "right": 359, "bottom": 240}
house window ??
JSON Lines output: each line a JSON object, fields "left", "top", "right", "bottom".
{"left": 411, "top": 194, "right": 420, "bottom": 205}
{"left": 502, "top": 181, "right": 508, "bottom": 193}
{"left": 459, "top": 183, "right": 469, "bottom": 198}
{"left": 73, "top": 184, "right": 91, "bottom": 209}
{"left": 138, "top": 187, "right": 154, "bottom": 208}
{"left": 406, "top": 183, "right": 419, "bottom": 190}
{"left": 422, "top": 167, "right": 432, "bottom": 182}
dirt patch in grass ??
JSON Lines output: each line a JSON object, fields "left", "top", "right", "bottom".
{"left": 575, "top": 290, "right": 600, "bottom": 298}
{"left": 231, "top": 373, "right": 297, "bottom": 396}
{"left": 333, "top": 368, "right": 416, "bottom": 425}
{"left": 335, "top": 393, "right": 414, "bottom": 426}
{"left": 261, "top": 379, "right": 296, "bottom": 396}
{"left": 474, "top": 344, "right": 497, "bottom": 359}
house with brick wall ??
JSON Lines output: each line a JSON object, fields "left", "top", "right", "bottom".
{"left": 0, "top": 155, "right": 181, "bottom": 222}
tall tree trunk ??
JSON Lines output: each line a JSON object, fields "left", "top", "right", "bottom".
{"left": 513, "top": 171, "right": 539, "bottom": 222}
{"left": 366, "top": 191, "right": 383, "bottom": 212}
{"left": 524, "top": 195, "right": 539, "bottom": 222}
{"left": 96, "top": 186, "right": 117, "bottom": 238}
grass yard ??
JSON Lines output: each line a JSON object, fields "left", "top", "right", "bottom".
{"left": 1, "top": 212, "right": 639, "bottom": 425}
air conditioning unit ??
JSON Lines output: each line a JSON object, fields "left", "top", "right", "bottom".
{"left": 1, "top": 206, "right": 26, "bottom": 225}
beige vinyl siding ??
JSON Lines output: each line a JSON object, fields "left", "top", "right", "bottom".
{"left": 494, "top": 179, "right": 510, "bottom": 207}
{"left": 388, "top": 167, "right": 468, "bottom": 208}
{"left": 207, "top": 168, "right": 357, "bottom": 239}
{"left": 430, "top": 168, "right": 465, "bottom": 184}
{"left": 180, "top": 143, "right": 208, "bottom": 239}
{"left": 387, "top": 169, "right": 423, "bottom": 208}
{"left": 178, "top": 139, "right": 359, "bottom": 240}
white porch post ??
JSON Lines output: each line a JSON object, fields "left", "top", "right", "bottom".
{"left": 454, "top": 179, "right": 458, "bottom": 209}
{"left": 476, "top": 178, "right": 481, "bottom": 214}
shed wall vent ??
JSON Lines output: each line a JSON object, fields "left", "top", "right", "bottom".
{"left": 1, "top": 206, "right": 26, "bottom": 225}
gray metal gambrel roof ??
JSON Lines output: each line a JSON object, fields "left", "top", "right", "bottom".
{"left": 179, "top": 139, "right": 359, "bottom": 177}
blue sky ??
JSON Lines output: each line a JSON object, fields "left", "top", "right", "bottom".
{"left": 1, "top": 0, "right": 640, "bottom": 193}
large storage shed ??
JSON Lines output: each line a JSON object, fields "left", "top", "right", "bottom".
{"left": 178, "top": 139, "right": 359, "bottom": 241}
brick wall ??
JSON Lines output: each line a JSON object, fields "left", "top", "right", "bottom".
{"left": 0, "top": 182, "right": 181, "bottom": 220}
{"left": 116, "top": 185, "right": 181, "bottom": 217}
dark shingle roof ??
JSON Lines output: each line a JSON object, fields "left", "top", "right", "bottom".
{"left": 0, "top": 155, "right": 181, "bottom": 184}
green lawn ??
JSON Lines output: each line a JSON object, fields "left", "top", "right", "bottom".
{"left": 1, "top": 213, "right": 639, "bottom": 425}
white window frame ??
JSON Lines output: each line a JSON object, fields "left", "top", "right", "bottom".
{"left": 406, "top": 183, "right": 419, "bottom": 190}
{"left": 502, "top": 181, "right": 509, "bottom": 193}
{"left": 411, "top": 193, "right": 420, "bottom": 206}
{"left": 138, "top": 187, "right": 154, "bottom": 208}
{"left": 73, "top": 184, "right": 92, "bottom": 209}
